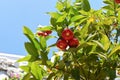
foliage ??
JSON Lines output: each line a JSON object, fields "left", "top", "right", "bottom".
{"left": 18, "top": 0, "right": 120, "bottom": 80}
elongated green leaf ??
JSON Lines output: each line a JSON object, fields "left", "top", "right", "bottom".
{"left": 31, "top": 62, "right": 43, "bottom": 80}
{"left": 23, "top": 26, "right": 34, "bottom": 36}
{"left": 25, "top": 42, "right": 39, "bottom": 58}
{"left": 100, "top": 33, "right": 110, "bottom": 51}
{"left": 23, "top": 73, "right": 31, "bottom": 80}
{"left": 82, "top": 0, "right": 91, "bottom": 11}
{"left": 108, "top": 46, "right": 120, "bottom": 58}
{"left": 57, "top": 13, "right": 67, "bottom": 22}
{"left": 39, "top": 36, "right": 47, "bottom": 51}
{"left": 118, "top": 11, "right": 120, "bottom": 22}
{"left": 23, "top": 26, "right": 41, "bottom": 50}
{"left": 71, "top": 15, "right": 86, "bottom": 22}
{"left": 47, "top": 73, "right": 55, "bottom": 80}
{"left": 92, "top": 40, "right": 105, "bottom": 51}
{"left": 80, "top": 21, "right": 90, "bottom": 38}
{"left": 48, "top": 12, "right": 61, "bottom": 18}
{"left": 56, "top": 1, "right": 64, "bottom": 11}
{"left": 41, "top": 51, "right": 48, "bottom": 65}
{"left": 17, "top": 55, "right": 31, "bottom": 62}
{"left": 90, "top": 52, "right": 107, "bottom": 60}
{"left": 86, "top": 33, "right": 97, "bottom": 41}
{"left": 20, "top": 66, "right": 30, "bottom": 73}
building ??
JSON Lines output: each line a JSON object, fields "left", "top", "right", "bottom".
{"left": 0, "top": 52, "right": 24, "bottom": 80}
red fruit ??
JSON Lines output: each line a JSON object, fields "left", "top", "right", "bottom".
{"left": 62, "top": 28, "right": 74, "bottom": 40}
{"left": 115, "top": 0, "right": 120, "bottom": 4}
{"left": 68, "top": 38, "right": 79, "bottom": 47}
{"left": 37, "top": 32, "right": 44, "bottom": 36}
{"left": 37, "top": 32, "right": 48, "bottom": 37}
{"left": 44, "top": 30, "right": 52, "bottom": 35}
{"left": 56, "top": 39, "right": 68, "bottom": 50}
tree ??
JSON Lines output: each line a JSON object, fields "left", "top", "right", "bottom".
{"left": 18, "top": 0, "right": 120, "bottom": 80}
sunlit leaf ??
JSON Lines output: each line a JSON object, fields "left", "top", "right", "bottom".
{"left": 31, "top": 62, "right": 43, "bottom": 80}
{"left": 100, "top": 33, "right": 110, "bottom": 51}
{"left": 71, "top": 15, "right": 86, "bottom": 22}
{"left": 25, "top": 42, "right": 39, "bottom": 58}
{"left": 108, "top": 45, "right": 120, "bottom": 58}
{"left": 39, "top": 36, "right": 47, "bottom": 51}
{"left": 20, "top": 66, "right": 30, "bottom": 73}
{"left": 56, "top": 1, "right": 64, "bottom": 11}
{"left": 57, "top": 13, "right": 67, "bottom": 22}
{"left": 22, "top": 73, "right": 32, "bottom": 80}
{"left": 23, "top": 26, "right": 34, "bottom": 36}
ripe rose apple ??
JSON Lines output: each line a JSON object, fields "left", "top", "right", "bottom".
{"left": 44, "top": 30, "right": 52, "bottom": 35}
{"left": 56, "top": 39, "right": 68, "bottom": 50}
{"left": 115, "top": 0, "right": 120, "bottom": 4}
{"left": 62, "top": 28, "right": 74, "bottom": 40}
{"left": 68, "top": 37, "right": 79, "bottom": 47}
{"left": 37, "top": 32, "right": 48, "bottom": 37}
{"left": 37, "top": 32, "right": 44, "bottom": 36}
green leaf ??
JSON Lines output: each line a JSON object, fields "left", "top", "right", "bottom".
{"left": 23, "top": 26, "right": 41, "bottom": 50}
{"left": 71, "top": 67, "right": 80, "bottom": 80}
{"left": 57, "top": 13, "right": 67, "bottom": 22}
{"left": 48, "top": 12, "right": 60, "bottom": 18}
{"left": 23, "top": 26, "right": 34, "bottom": 37}
{"left": 92, "top": 40, "right": 105, "bottom": 51}
{"left": 56, "top": 1, "right": 64, "bottom": 11}
{"left": 39, "top": 36, "right": 47, "bottom": 51}
{"left": 103, "top": 0, "right": 113, "bottom": 5}
{"left": 25, "top": 42, "right": 39, "bottom": 58}
{"left": 90, "top": 52, "right": 107, "bottom": 60}
{"left": 80, "top": 21, "right": 90, "bottom": 38}
{"left": 41, "top": 51, "right": 48, "bottom": 65}
{"left": 31, "top": 62, "right": 43, "bottom": 80}
{"left": 82, "top": 0, "right": 91, "bottom": 11}
{"left": 108, "top": 45, "right": 120, "bottom": 58}
{"left": 102, "top": 6, "right": 114, "bottom": 11}
{"left": 118, "top": 11, "right": 120, "bottom": 22}
{"left": 17, "top": 55, "right": 31, "bottom": 62}
{"left": 17, "top": 54, "right": 37, "bottom": 62}
{"left": 86, "top": 33, "right": 97, "bottom": 41}
{"left": 37, "top": 26, "right": 52, "bottom": 31}
{"left": 71, "top": 15, "right": 86, "bottom": 22}
{"left": 20, "top": 66, "right": 30, "bottom": 73}
{"left": 100, "top": 33, "right": 110, "bottom": 51}
{"left": 64, "top": 73, "right": 69, "bottom": 80}
{"left": 47, "top": 73, "right": 55, "bottom": 80}
{"left": 22, "top": 73, "right": 32, "bottom": 80}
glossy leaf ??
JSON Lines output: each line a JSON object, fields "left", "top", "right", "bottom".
{"left": 20, "top": 66, "right": 30, "bottom": 73}
{"left": 82, "top": 0, "right": 91, "bottom": 12}
{"left": 22, "top": 73, "right": 32, "bottom": 80}
{"left": 56, "top": 1, "right": 64, "bottom": 11}
{"left": 25, "top": 42, "right": 39, "bottom": 58}
{"left": 100, "top": 33, "right": 110, "bottom": 51}
{"left": 57, "top": 13, "right": 67, "bottom": 22}
{"left": 71, "top": 15, "right": 86, "bottom": 22}
{"left": 108, "top": 45, "right": 120, "bottom": 58}
{"left": 39, "top": 36, "right": 47, "bottom": 51}
{"left": 23, "top": 26, "right": 34, "bottom": 36}
{"left": 31, "top": 62, "right": 43, "bottom": 80}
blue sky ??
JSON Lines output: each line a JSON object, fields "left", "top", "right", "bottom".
{"left": 0, "top": 0, "right": 103, "bottom": 55}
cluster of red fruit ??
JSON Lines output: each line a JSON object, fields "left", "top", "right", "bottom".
{"left": 56, "top": 28, "right": 79, "bottom": 50}
{"left": 115, "top": 0, "right": 120, "bottom": 4}
{"left": 37, "top": 30, "right": 52, "bottom": 37}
